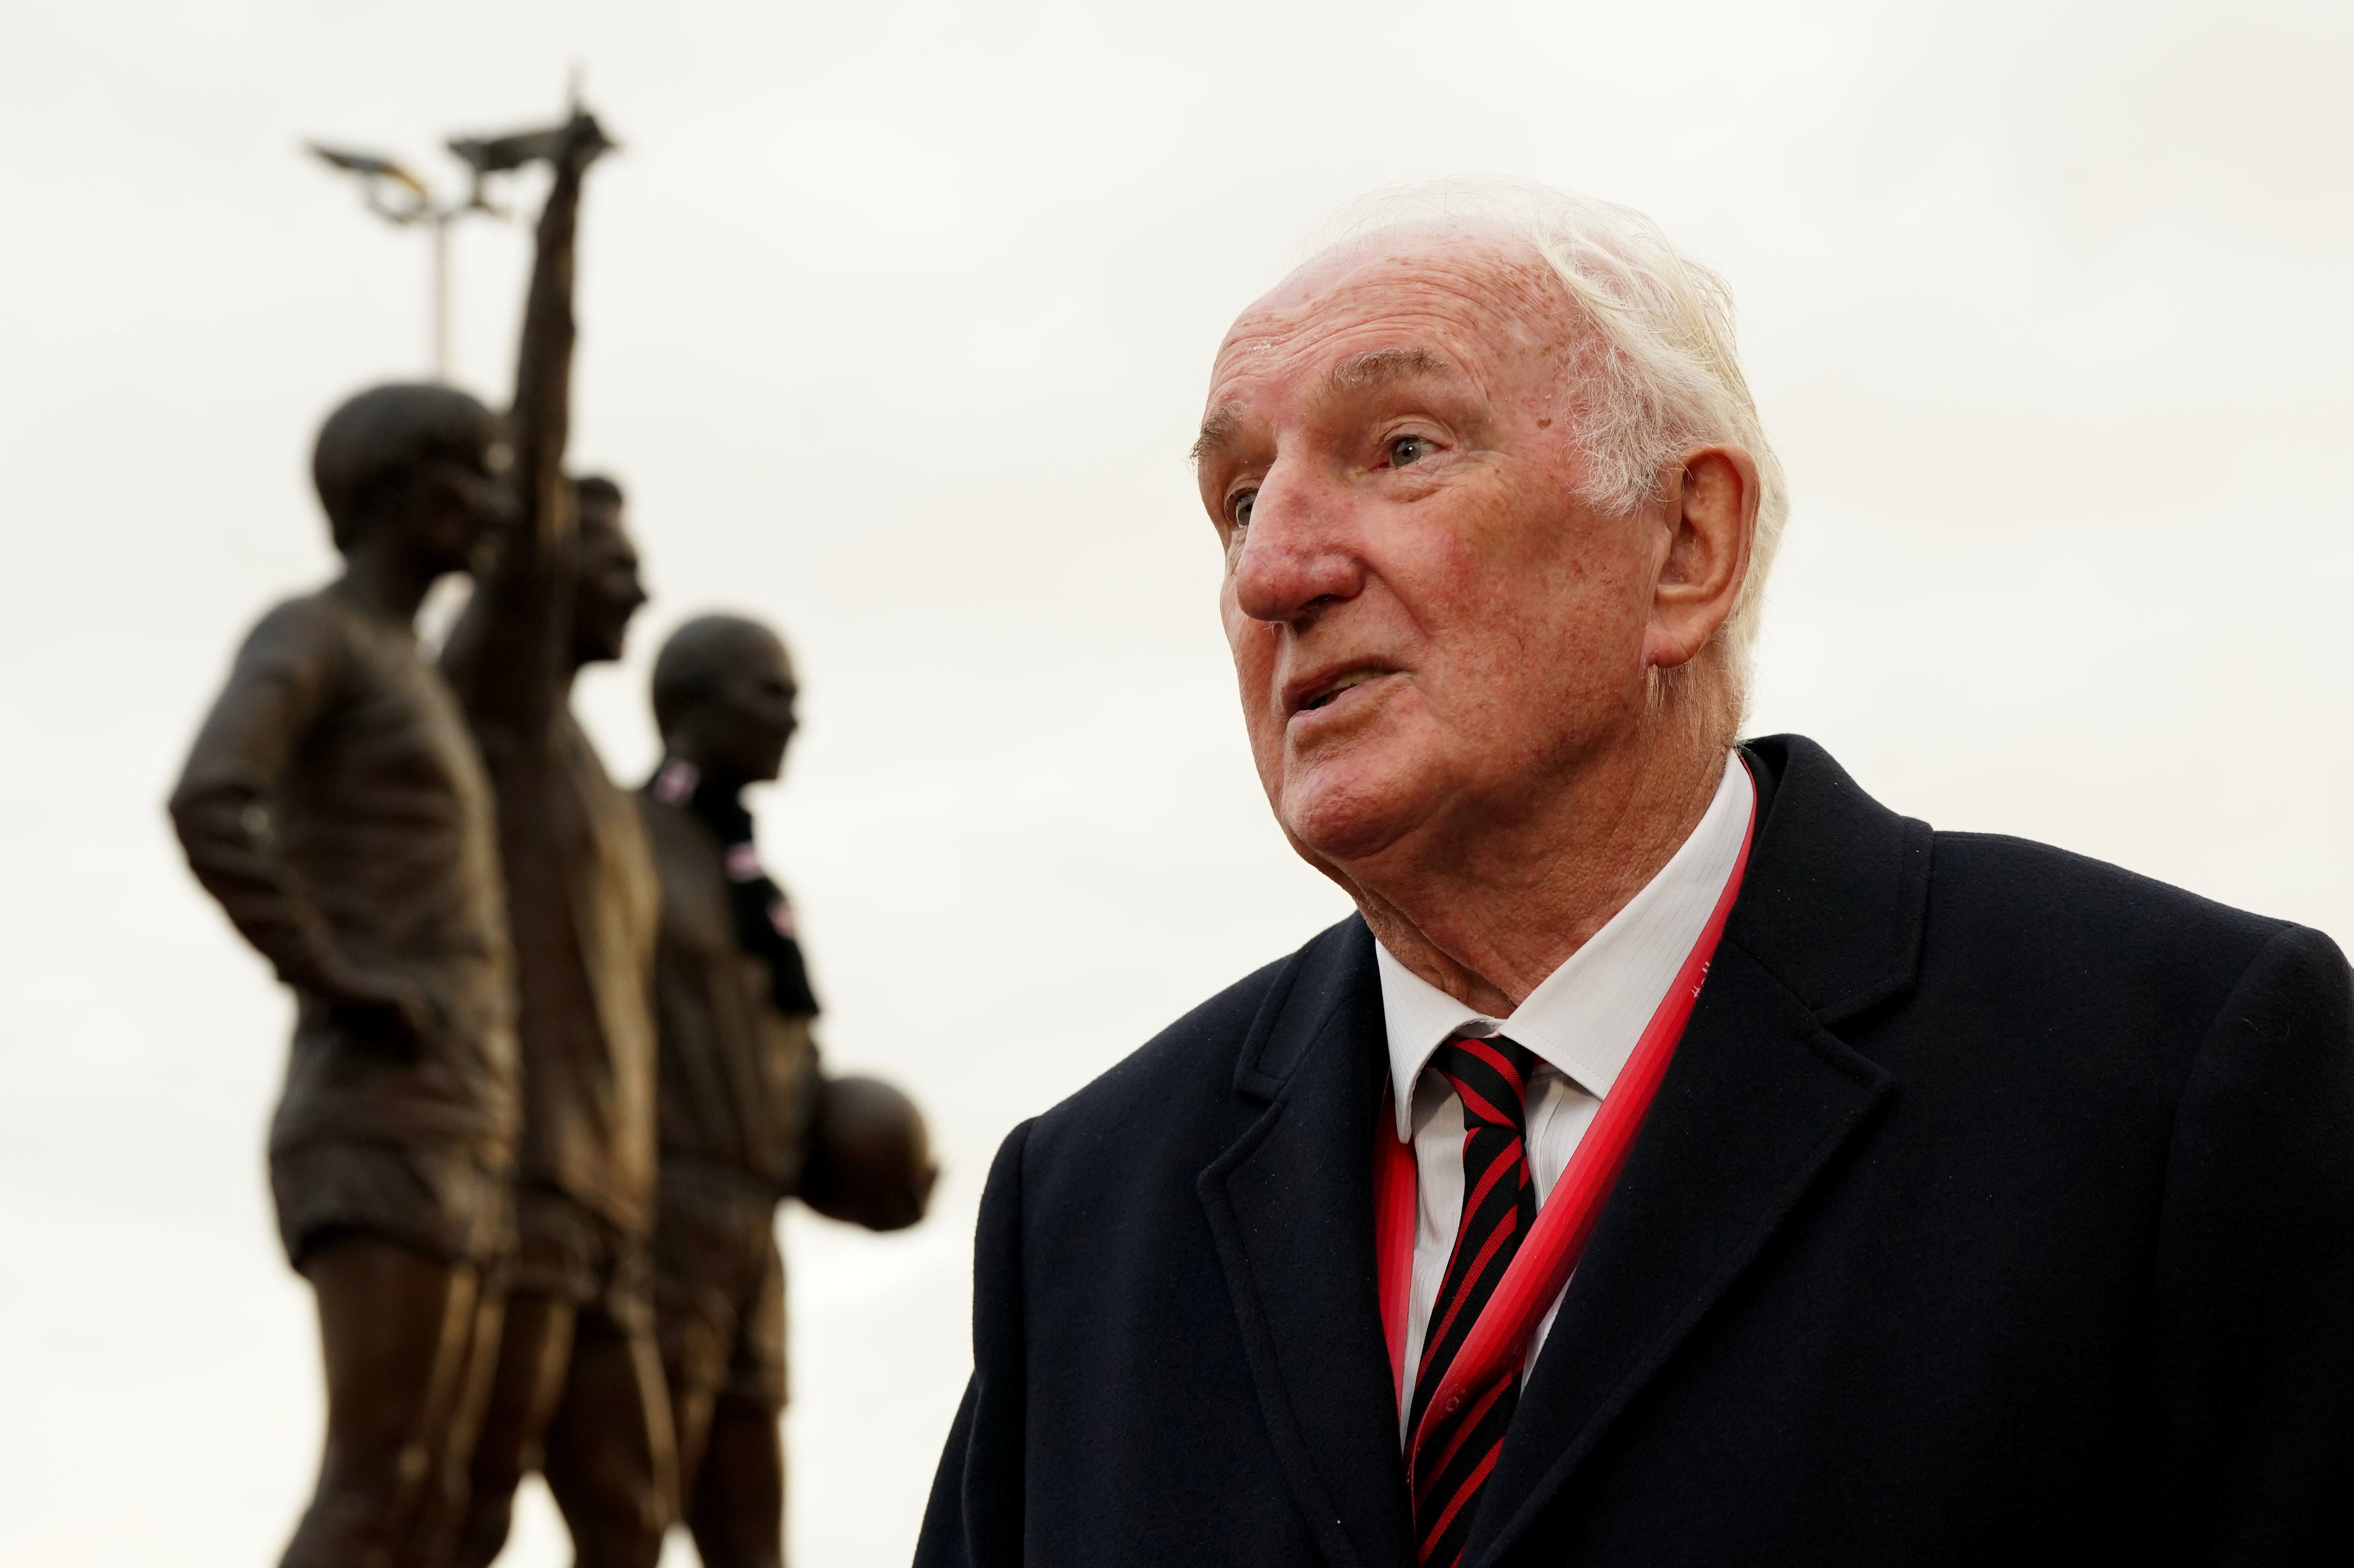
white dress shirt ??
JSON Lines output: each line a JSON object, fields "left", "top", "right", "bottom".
{"left": 1377, "top": 750, "right": 1755, "bottom": 1434}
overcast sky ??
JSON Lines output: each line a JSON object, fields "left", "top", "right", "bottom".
{"left": 5, "top": 2, "right": 2351, "bottom": 1564}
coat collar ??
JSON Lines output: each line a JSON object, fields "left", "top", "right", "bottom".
{"left": 1204, "top": 734, "right": 1929, "bottom": 1567}
{"left": 1722, "top": 734, "right": 1934, "bottom": 1027}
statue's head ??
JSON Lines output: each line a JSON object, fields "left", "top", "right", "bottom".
{"left": 312, "top": 383, "right": 509, "bottom": 572}
{"left": 652, "top": 614, "right": 798, "bottom": 786}
{"left": 572, "top": 475, "right": 648, "bottom": 667}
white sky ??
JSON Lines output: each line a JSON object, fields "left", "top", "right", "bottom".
{"left": 4, "top": 1, "right": 2350, "bottom": 1563}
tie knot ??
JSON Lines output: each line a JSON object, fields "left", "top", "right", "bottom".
{"left": 1430, "top": 1034, "right": 1537, "bottom": 1132}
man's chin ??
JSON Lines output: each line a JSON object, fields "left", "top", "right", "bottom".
{"left": 1278, "top": 775, "right": 1427, "bottom": 870}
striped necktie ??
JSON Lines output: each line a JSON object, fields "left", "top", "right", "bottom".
{"left": 1408, "top": 1034, "right": 1539, "bottom": 1567}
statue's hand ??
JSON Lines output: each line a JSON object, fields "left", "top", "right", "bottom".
{"left": 557, "top": 111, "right": 614, "bottom": 175}
{"left": 321, "top": 963, "right": 436, "bottom": 1057}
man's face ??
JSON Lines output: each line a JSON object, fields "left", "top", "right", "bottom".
{"left": 1196, "top": 241, "right": 1669, "bottom": 876}
{"left": 574, "top": 500, "right": 648, "bottom": 665}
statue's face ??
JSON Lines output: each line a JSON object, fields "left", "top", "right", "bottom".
{"left": 410, "top": 446, "right": 512, "bottom": 574}
{"left": 573, "top": 500, "right": 648, "bottom": 664}
{"left": 695, "top": 632, "right": 799, "bottom": 783}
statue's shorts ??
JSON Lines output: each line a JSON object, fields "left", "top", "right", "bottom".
{"left": 510, "top": 1182, "right": 656, "bottom": 1335}
{"left": 652, "top": 1165, "right": 788, "bottom": 1414}
{"left": 270, "top": 1138, "right": 515, "bottom": 1275}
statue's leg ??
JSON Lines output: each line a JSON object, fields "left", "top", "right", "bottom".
{"left": 402, "top": 1279, "right": 508, "bottom": 1568}
{"left": 438, "top": 1181, "right": 603, "bottom": 1565}
{"left": 656, "top": 1292, "right": 725, "bottom": 1516}
{"left": 652, "top": 1180, "right": 742, "bottom": 1514}
{"left": 280, "top": 1234, "right": 479, "bottom": 1568}
{"left": 685, "top": 1226, "right": 788, "bottom": 1568}
{"left": 686, "top": 1396, "right": 786, "bottom": 1568}
{"left": 443, "top": 1290, "right": 576, "bottom": 1568}
{"left": 542, "top": 1301, "right": 678, "bottom": 1568}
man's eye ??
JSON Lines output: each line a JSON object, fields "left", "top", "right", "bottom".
{"left": 1389, "top": 435, "right": 1433, "bottom": 467}
{"left": 1229, "top": 490, "right": 1256, "bottom": 528}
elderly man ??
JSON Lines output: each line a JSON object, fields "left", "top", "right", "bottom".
{"left": 915, "top": 185, "right": 2354, "bottom": 1567}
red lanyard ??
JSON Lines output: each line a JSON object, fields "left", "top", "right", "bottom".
{"left": 1376, "top": 801, "right": 1754, "bottom": 1445}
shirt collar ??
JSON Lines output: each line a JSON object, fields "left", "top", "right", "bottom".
{"left": 1375, "top": 750, "right": 1755, "bottom": 1140}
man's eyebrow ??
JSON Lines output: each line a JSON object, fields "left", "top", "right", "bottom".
{"left": 1188, "top": 348, "right": 1453, "bottom": 465}
{"left": 1326, "top": 346, "right": 1454, "bottom": 392}
{"left": 1190, "top": 404, "right": 1244, "bottom": 467}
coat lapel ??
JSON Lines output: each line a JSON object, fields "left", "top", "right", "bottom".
{"left": 1465, "top": 945, "right": 1893, "bottom": 1563}
{"left": 1199, "top": 918, "right": 1418, "bottom": 1568}
{"left": 1465, "top": 735, "right": 1930, "bottom": 1565}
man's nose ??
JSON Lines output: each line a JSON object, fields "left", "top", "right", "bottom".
{"left": 1229, "top": 462, "right": 1363, "bottom": 625}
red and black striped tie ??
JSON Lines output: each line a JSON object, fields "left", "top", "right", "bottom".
{"left": 1408, "top": 1033, "right": 1538, "bottom": 1567}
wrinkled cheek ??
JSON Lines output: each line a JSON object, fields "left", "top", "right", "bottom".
{"left": 1242, "top": 683, "right": 1289, "bottom": 795}
{"left": 1219, "top": 585, "right": 1255, "bottom": 656}
{"left": 1223, "top": 608, "right": 1275, "bottom": 705}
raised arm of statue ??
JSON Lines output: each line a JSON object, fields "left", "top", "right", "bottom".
{"left": 443, "top": 112, "right": 611, "bottom": 745}
{"left": 168, "top": 598, "right": 416, "bottom": 1026}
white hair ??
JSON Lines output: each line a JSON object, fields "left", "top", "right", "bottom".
{"left": 1301, "top": 180, "right": 1787, "bottom": 717}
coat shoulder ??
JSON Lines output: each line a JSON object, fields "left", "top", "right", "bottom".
{"left": 1929, "top": 828, "right": 2292, "bottom": 976}
{"left": 1021, "top": 918, "right": 1359, "bottom": 1183}
{"left": 1900, "top": 828, "right": 2328, "bottom": 1091}
{"left": 1030, "top": 955, "right": 1286, "bottom": 1148}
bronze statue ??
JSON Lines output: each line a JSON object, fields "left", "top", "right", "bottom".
{"left": 641, "top": 615, "right": 936, "bottom": 1568}
{"left": 428, "top": 112, "right": 678, "bottom": 1568}
{"left": 167, "top": 379, "right": 520, "bottom": 1568}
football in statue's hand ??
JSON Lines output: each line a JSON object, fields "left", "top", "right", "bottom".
{"left": 800, "top": 1074, "right": 936, "bottom": 1232}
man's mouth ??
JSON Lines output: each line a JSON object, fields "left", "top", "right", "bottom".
{"left": 1292, "top": 667, "right": 1394, "bottom": 715}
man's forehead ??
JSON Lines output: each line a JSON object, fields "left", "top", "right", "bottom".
{"left": 1197, "top": 241, "right": 1566, "bottom": 460}
{"left": 1233, "top": 233, "right": 1554, "bottom": 334}
{"left": 1215, "top": 240, "right": 1561, "bottom": 383}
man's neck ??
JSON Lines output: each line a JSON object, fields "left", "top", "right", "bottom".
{"left": 1341, "top": 734, "right": 1729, "bottom": 1016}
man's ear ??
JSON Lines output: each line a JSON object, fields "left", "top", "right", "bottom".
{"left": 1644, "top": 444, "right": 1758, "bottom": 672}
